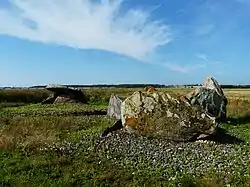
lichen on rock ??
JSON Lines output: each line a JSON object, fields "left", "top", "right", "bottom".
{"left": 181, "top": 76, "right": 228, "bottom": 123}
{"left": 120, "top": 88, "right": 218, "bottom": 141}
{"left": 105, "top": 77, "right": 228, "bottom": 141}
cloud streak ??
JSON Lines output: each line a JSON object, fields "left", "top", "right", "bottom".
{"left": 196, "top": 53, "right": 220, "bottom": 65}
{"left": 195, "top": 24, "right": 214, "bottom": 36}
{"left": 0, "top": 0, "right": 172, "bottom": 61}
{"left": 196, "top": 53, "right": 208, "bottom": 61}
{"left": 163, "top": 62, "right": 206, "bottom": 73}
{"left": 162, "top": 53, "right": 221, "bottom": 73}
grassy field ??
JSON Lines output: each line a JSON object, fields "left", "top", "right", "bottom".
{"left": 0, "top": 88, "right": 249, "bottom": 187}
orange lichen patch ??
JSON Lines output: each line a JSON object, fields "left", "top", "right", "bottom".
{"left": 144, "top": 86, "right": 157, "bottom": 93}
{"left": 124, "top": 117, "right": 138, "bottom": 128}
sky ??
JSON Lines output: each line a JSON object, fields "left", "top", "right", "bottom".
{"left": 0, "top": 0, "right": 249, "bottom": 87}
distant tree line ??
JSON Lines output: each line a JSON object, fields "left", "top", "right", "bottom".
{"left": 221, "top": 85, "right": 250, "bottom": 88}
{"left": 28, "top": 84, "right": 250, "bottom": 89}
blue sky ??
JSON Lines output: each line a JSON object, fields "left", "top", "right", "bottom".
{"left": 0, "top": 0, "right": 249, "bottom": 86}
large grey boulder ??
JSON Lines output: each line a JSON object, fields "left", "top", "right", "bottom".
{"left": 104, "top": 78, "right": 227, "bottom": 141}
{"left": 42, "top": 84, "right": 87, "bottom": 104}
{"left": 181, "top": 77, "right": 227, "bottom": 123}
{"left": 119, "top": 87, "right": 218, "bottom": 141}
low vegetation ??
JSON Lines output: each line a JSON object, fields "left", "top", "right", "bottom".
{"left": 0, "top": 88, "right": 249, "bottom": 187}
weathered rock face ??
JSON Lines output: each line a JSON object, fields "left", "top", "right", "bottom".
{"left": 107, "top": 95, "right": 122, "bottom": 120}
{"left": 42, "top": 84, "right": 87, "bottom": 104}
{"left": 181, "top": 77, "right": 227, "bottom": 123}
{"left": 104, "top": 77, "right": 227, "bottom": 141}
{"left": 120, "top": 88, "right": 218, "bottom": 141}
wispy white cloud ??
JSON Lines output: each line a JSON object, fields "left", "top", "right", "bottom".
{"left": 196, "top": 53, "right": 220, "bottom": 65}
{"left": 195, "top": 23, "right": 214, "bottom": 36}
{"left": 0, "top": 0, "right": 172, "bottom": 61}
{"left": 163, "top": 63, "right": 190, "bottom": 73}
{"left": 196, "top": 53, "right": 208, "bottom": 61}
{"left": 162, "top": 53, "right": 221, "bottom": 73}
{"left": 163, "top": 62, "right": 206, "bottom": 73}
{"left": 0, "top": 0, "right": 223, "bottom": 74}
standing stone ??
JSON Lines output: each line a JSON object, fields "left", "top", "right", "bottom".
{"left": 181, "top": 77, "right": 227, "bottom": 123}
{"left": 107, "top": 95, "right": 123, "bottom": 120}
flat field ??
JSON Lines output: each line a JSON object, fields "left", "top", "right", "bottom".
{"left": 0, "top": 88, "right": 249, "bottom": 187}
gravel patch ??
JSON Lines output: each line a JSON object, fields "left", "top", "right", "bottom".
{"left": 42, "top": 129, "right": 250, "bottom": 180}
{"left": 97, "top": 130, "right": 249, "bottom": 177}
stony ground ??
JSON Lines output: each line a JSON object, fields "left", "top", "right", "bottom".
{"left": 40, "top": 128, "right": 250, "bottom": 185}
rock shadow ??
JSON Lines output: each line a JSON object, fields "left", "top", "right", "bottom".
{"left": 195, "top": 128, "right": 244, "bottom": 144}
{"left": 226, "top": 115, "right": 250, "bottom": 126}
{"left": 101, "top": 121, "right": 244, "bottom": 144}
{"left": 101, "top": 120, "right": 123, "bottom": 137}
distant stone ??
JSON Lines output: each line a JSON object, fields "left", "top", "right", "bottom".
{"left": 46, "top": 84, "right": 67, "bottom": 90}
{"left": 120, "top": 87, "right": 219, "bottom": 141}
{"left": 181, "top": 76, "right": 228, "bottom": 123}
{"left": 41, "top": 84, "right": 87, "bottom": 104}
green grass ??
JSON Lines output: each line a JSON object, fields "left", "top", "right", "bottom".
{"left": 0, "top": 103, "right": 107, "bottom": 118}
{"left": 0, "top": 102, "right": 27, "bottom": 108}
{"left": 1, "top": 103, "right": 106, "bottom": 113}
{"left": 0, "top": 150, "right": 176, "bottom": 187}
{"left": 0, "top": 115, "right": 114, "bottom": 150}
{"left": 0, "top": 88, "right": 250, "bottom": 187}
{"left": 0, "top": 89, "right": 49, "bottom": 103}
{"left": 220, "top": 123, "right": 250, "bottom": 143}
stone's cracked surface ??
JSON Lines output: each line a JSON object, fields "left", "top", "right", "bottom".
{"left": 182, "top": 77, "right": 228, "bottom": 123}
{"left": 107, "top": 95, "right": 122, "bottom": 120}
{"left": 106, "top": 76, "right": 228, "bottom": 141}
{"left": 120, "top": 89, "right": 218, "bottom": 141}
